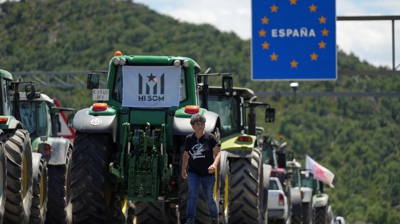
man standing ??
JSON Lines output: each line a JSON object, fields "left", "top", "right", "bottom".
{"left": 181, "top": 113, "right": 221, "bottom": 224}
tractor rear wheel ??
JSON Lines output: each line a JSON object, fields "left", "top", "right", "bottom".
{"left": 30, "top": 154, "right": 48, "bottom": 224}
{"left": 302, "top": 202, "right": 312, "bottom": 224}
{"left": 46, "top": 147, "right": 72, "bottom": 224}
{"left": 134, "top": 201, "right": 166, "bottom": 223}
{"left": 71, "top": 132, "right": 121, "bottom": 223}
{"left": 313, "top": 205, "right": 328, "bottom": 224}
{"left": 227, "top": 147, "right": 263, "bottom": 223}
{"left": 1, "top": 129, "right": 33, "bottom": 223}
{"left": 0, "top": 142, "right": 6, "bottom": 224}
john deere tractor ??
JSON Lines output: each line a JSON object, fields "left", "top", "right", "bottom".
{"left": 200, "top": 86, "right": 275, "bottom": 223}
{"left": 70, "top": 51, "right": 232, "bottom": 223}
{"left": 11, "top": 88, "right": 75, "bottom": 224}
{"left": 0, "top": 69, "right": 48, "bottom": 223}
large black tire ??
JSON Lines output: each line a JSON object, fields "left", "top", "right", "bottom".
{"left": 126, "top": 201, "right": 135, "bottom": 224}
{"left": 71, "top": 132, "right": 122, "bottom": 223}
{"left": 134, "top": 201, "right": 166, "bottom": 223}
{"left": 30, "top": 154, "right": 48, "bottom": 224}
{"left": 313, "top": 205, "right": 328, "bottom": 224}
{"left": 1, "top": 129, "right": 33, "bottom": 224}
{"left": 302, "top": 202, "right": 312, "bottom": 224}
{"left": 46, "top": 147, "right": 72, "bottom": 224}
{"left": 0, "top": 142, "right": 6, "bottom": 224}
{"left": 227, "top": 147, "right": 263, "bottom": 224}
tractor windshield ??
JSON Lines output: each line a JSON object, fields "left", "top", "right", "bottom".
{"left": 112, "top": 65, "right": 187, "bottom": 107}
{"left": 207, "top": 95, "right": 239, "bottom": 137}
{"left": 19, "top": 101, "right": 51, "bottom": 138}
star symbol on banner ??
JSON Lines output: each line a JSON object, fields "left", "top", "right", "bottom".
{"left": 261, "top": 16, "right": 269, "bottom": 24}
{"left": 259, "top": 29, "right": 267, "bottom": 37}
{"left": 321, "top": 28, "right": 329, "bottom": 36}
{"left": 310, "top": 52, "right": 318, "bottom": 60}
{"left": 290, "top": 0, "right": 297, "bottom": 5}
{"left": 262, "top": 41, "right": 270, "bottom": 49}
{"left": 270, "top": 4, "right": 278, "bottom": 12}
{"left": 318, "top": 41, "right": 326, "bottom": 49}
{"left": 270, "top": 53, "right": 278, "bottom": 61}
{"left": 147, "top": 74, "right": 157, "bottom": 82}
{"left": 319, "top": 16, "right": 327, "bottom": 24}
{"left": 290, "top": 60, "right": 298, "bottom": 68}
{"left": 309, "top": 4, "right": 317, "bottom": 12}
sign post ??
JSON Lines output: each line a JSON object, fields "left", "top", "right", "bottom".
{"left": 251, "top": 0, "right": 337, "bottom": 80}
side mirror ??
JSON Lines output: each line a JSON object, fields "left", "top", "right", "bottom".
{"left": 25, "top": 84, "right": 36, "bottom": 100}
{"left": 222, "top": 75, "right": 233, "bottom": 95}
{"left": 265, "top": 106, "right": 275, "bottom": 123}
{"left": 87, "top": 73, "right": 100, "bottom": 90}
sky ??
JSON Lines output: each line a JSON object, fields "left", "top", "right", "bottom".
{"left": 133, "top": 0, "right": 400, "bottom": 69}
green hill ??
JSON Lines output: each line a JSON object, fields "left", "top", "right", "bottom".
{"left": 1, "top": 0, "right": 400, "bottom": 223}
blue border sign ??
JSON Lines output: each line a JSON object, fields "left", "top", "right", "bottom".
{"left": 251, "top": 0, "right": 337, "bottom": 81}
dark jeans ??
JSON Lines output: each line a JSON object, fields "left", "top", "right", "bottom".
{"left": 186, "top": 172, "right": 218, "bottom": 220}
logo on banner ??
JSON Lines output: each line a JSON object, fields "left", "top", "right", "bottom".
{"left": 138, "top": 73, "right": 165, "bottom": 102}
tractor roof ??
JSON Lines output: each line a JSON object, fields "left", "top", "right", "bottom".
{"left": 16, "top": 92, "right": 54, "bottom": 105}
{"left": 0, "top": 69, "right": 13, "bottom": 81}
{"left": 207, "top": 86, "right": 255, "bottom": 101}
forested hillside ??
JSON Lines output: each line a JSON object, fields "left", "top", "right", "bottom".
{"left": 1, "top": 0, "right": 400, "bottom": 223}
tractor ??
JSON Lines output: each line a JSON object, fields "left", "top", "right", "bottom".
{"left": 70, "top": 51, "right": 232, "bottom": 223}
{"left": 199, "top": 85, "right": 275, "bottom": 223}
{"left": 301, "top": 171, "right": 333, "bottom": 224}
{"left": 0, "top": 69, "right": 48, "bottom": 223}
{"left": 11, "top": 88, "right": 75, "bottom": 224}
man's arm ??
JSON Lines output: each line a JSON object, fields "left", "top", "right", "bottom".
{"left": 181, "top": 151, "right": 189, "bottom": 179}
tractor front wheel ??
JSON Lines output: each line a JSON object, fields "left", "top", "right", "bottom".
{"left": 1, "top": 129, "right": 33, "bottom": 223}
{"left": 71, "top": 132, "right": 121, "bottom": 223}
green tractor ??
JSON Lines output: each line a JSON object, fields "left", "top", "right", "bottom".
{"left": 11, "top": 88, "right": 75, "bottom": 224}
{"left": 200, "top": 86, "right": 275, "bottom": 223}
{"left": 301, "top": 171, "right": 333, "bottom": 224}
{"left": 0, "top": 69, "right": 48, "bottom": 223}
{"left": 70, "top": 51, "right": 232, "bottom": 223}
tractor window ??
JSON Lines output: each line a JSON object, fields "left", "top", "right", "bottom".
{"left": 36, "top": 101, "right": 50, "bottom": 138}
{"left": 113, "top": 66, "right": 123, "bottom": 102}
{"left": 19, "top": 101, "right": 37, "bottom": 137}
{"left": 180, "top": 68, "right": 187, "bottom": 101}
{"left": 301, "top": 175, "right": 314, "bottom": 188}
{"left": 1, "top": 79, "right": 11, "bottom": 115}
{"left": 207, "top": 95, "right": 239, "bottom": 137}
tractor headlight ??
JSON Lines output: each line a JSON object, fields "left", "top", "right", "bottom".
{"left": 113, "top": 58, "right": 120, "bottom": 65}
{"left": 183, "top": 60, "right": 190, "bottom": 68}
{"left": 174, "top": 60, "right": 181, "bottom": 67}
{"left": 120, "top": 58, "right": 126, "bottom": 65}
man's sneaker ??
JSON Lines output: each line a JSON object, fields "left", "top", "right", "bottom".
{"left": 185, "top": 218, "right": 195, "bottom": 224}
{"left": 211, "top": 218, "right": 218, "bottom": 224}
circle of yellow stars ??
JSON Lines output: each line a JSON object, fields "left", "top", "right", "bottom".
{"left": 259, "top": 1, "right": 330, "bottom": 68}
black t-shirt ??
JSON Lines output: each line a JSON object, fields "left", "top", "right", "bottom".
{"left": 184, "top": 132, "right": 218, "bottom": 177}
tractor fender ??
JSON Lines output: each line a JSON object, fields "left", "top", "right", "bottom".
{"left": 73, "top": 108, "right": 117, "bottom": 142}
{"left": 173, "top": 110, "right": 219, "bottom": 136}
{"left": 32, "top": 152, "right": 44, "bottom": 179}
{"left": 37, "top": 137, "right": 73, "bottom": 165}
{"left": 219, "top": 151, "right": 229, "bottom": 196}
{"left": 262, "top": 164, "right": 272, "bottom": 218}
{"left": 312, "top": 193, "right": 329, "bottom": 208}
{"left": 290, "top": 188, "right": 303, "bottom": 215}
{"left": 7, "top": 118, "right": 23, "bottom": 129}
{"left": 301, "top": 187, "right": 313, "bottom": 203}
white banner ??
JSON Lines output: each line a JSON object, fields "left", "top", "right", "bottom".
{"left": 122, "top": 66, "right": 181, "bottom": 107}
{"left": 306, "top": 155, "right": 335, "bottom": 188}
